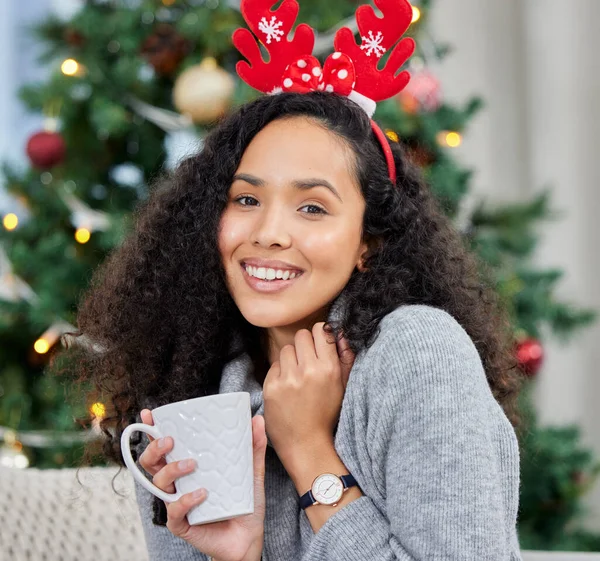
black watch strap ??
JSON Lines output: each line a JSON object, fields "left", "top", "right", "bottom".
{"left": 340, "top": 473, "right": 357, "bottom": 489}
{"left": 299, "top": 488, "right": 316, "bottom": 509}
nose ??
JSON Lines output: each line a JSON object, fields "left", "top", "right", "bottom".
{"left": 251, "top": 201, "right": 292, "bottom": 248}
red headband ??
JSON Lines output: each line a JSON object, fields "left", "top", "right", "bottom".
{"left": 232, "top": 0, "right": 416, "bottom": 184}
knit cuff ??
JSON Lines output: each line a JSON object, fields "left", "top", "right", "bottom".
{"left": 303, "top": 495, "right": 413, "bottom": 560}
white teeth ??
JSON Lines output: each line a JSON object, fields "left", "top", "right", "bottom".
{"left": 244, "top": 265, "right": 302, "bottom": 281}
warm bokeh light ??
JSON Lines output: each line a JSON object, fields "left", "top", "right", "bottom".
{"left": 3, "top": 213, "right": 18, "bottom": 230}
{"left": 162, "top": 0, "right": 176, "bottom": 4}
{"left": 411, "top": 6, "right": 421, "bottom": 23}
{"left": 75, "top": 228, "right": 91, "bottom": 243}
{"left": 4, "top": 430, "right": 16, "bottom": 446}
{"left": 437, "top": 131, "right": 463, "bottom": 148}
{"left": 0, "top": 448, "right": 29, "bottom": 469}
{"left": 34, "top": 338, "right": 50, "bottom": 354}
{"left": 385, "top": 130, "right": 399, "bottom": 143}
{"left": 13, "top": 454, "right": 29, "bottom": 469}
{"left": 61, "top": 58, "right": 79, "bottom": 76}
{"left": 445, "top": 132, "right": 462, "bottom": 147}
{"left": 90, "top": 402, "right": 106, "bottom": 419}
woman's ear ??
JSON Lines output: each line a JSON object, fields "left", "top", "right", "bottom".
{"left": 356, "top": 235, "right": 381, "bottom": 272}
{"left": 356, "top": 242, "right": 369, "bottom": 272}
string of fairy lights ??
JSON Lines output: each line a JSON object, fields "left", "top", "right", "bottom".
{"left": 1, "top": 1, "right": 463, "bottom": 464}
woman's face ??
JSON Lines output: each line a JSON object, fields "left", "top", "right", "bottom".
{"left": 218, "top": 116, "right": 368, "bottom": 329}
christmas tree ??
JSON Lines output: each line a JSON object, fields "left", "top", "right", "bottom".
{"left": 0, "top": 0, "right": 598, "bottom": 551}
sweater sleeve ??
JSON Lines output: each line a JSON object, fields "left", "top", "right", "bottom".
{"left": 301, "top": 305, "right": 521, "bottom": 561}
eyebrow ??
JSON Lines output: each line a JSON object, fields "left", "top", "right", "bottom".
{"left": 232, "top": 173, "right": 343, "bottom": 203}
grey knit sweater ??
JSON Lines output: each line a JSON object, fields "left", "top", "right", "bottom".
{"left": 134, "top": 298, "right": 523, "bottom": 560}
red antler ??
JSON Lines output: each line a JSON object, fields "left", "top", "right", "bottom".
{"left": 334, "top": 0, "right": 416, "bottom": 102}
{"left": 233, "top": 0, "right": 315, "bottom": 94}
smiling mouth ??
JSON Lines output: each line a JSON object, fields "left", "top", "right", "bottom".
{"left": 240, "top": 262, "right": 304, "bottom": 281}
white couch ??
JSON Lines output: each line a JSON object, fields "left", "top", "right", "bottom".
{"left": 1, "top": 466, "right": 600, "bottom": 561}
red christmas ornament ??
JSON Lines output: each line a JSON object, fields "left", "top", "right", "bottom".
{"left": 26, "top": 131, "right": 66, "bottom": 169}
{"left": 63, "top": 28, "right": 85, "bottom": 47}
{"left": 397, "top": 68, "right": 442, "bottom": 114}
{"left": 571, "top": 470, "right": 585, "bottom": 485}
{"left": 516, "top": 337, "right": 544, "bottom": 377}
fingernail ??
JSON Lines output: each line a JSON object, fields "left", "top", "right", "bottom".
{"left": 157, "top": 438, "right": 166, "bottom": 449}
{"left": 193, "top": 488, "right": 206, "bottom": 499}
{"left": 178, "top": 459, "right": 195, "bottom": 470}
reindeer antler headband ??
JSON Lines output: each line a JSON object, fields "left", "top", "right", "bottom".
{"left": 232, "top": 0, "right": 416, "bottom": 184}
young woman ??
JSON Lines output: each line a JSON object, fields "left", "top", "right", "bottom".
{"left": 68, "top": 89, "right": 524, "bottom": 561}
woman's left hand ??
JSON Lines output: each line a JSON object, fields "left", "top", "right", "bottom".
{"left": 263, "top": 322, "right": 355, "bottom": 468}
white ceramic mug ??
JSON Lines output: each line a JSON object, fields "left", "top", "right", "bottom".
{"left": 121, "top": 392, "right": 254, "bottom": 525}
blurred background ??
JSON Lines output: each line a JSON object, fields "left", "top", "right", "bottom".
{"left": 1, "top": 0, "right": 599, "bottom": 553}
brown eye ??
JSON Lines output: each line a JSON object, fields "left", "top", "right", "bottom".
{"left": 233, "top": 195, "right": 258, "bottom": 207}
{"left": 300, "top": 204, "right": 327, "bottom": 215}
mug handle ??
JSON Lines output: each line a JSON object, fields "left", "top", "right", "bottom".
{"left": 121, "top": 423, "right": 182, "bottom": 503}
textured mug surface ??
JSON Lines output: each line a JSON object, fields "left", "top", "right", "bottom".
{"left": 121, "top": 392, "right": 253, "bottom": 525}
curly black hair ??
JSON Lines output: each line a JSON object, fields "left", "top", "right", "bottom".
{"left": 57, "top": 91, "right": 524, "bottom": 524}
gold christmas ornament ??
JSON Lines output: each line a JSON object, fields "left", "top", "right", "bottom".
{"left": 173, "top": 58, "right": 235, "bottom": 124}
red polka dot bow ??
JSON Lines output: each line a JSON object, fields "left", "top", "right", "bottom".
{"left": 281, "top": 53, "right": 356, "bottom": 97}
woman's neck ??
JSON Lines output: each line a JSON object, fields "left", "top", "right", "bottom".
{"left": 252, "top": 305, "right": 330, "bottom": 386}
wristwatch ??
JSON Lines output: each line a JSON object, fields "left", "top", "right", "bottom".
{"left": 299, "top": 472, "right": 358, "bottom": 510}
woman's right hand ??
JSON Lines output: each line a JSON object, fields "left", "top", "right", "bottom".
{"left": 138, "top": 409, "right": 267, "bottom": 561}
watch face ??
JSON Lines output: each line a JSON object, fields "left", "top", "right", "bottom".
{"left": 311, "top": 473, "right": 344, "bottom": 505}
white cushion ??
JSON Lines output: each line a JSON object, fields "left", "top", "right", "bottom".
{"left": 0, "top": 465, "right": 148, "bottom": 561}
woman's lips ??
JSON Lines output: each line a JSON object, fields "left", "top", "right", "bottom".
{"left": 240, "top": 263, "right": 304, "bottom": 293}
